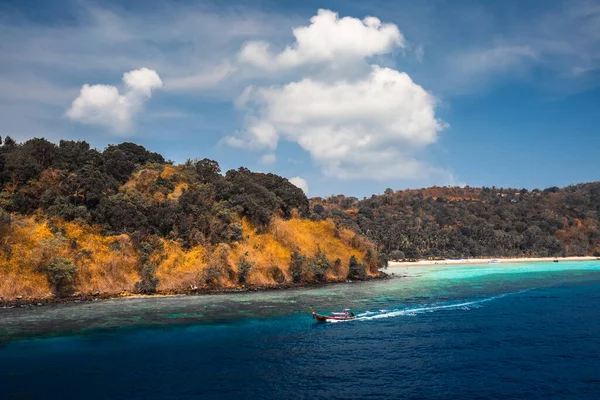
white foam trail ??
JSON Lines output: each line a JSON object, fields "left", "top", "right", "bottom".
{"left": 329, "top": 291, "right": 526, "bottom": 323}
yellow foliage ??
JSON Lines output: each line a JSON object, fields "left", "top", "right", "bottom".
{"left": 0, "top": 216, "right": 139, "bottom": 300}
{"left": 0, "top": 214, "right": 375, "bottom": 300}
{"left": 122, "top": 169, "right": 159, "bottom": 193}
{"left": 160, "top": 165, "right": 177, "bottom": 179}
{"left": 155, "top": 240, "right": 206, "bottom": 291}
{"left": 154, "top": 216, "right": 372, "bottom": 291}
{"left": 168, "top": 183, "right": 188, "bottom": 201}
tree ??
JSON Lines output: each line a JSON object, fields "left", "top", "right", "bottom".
{"left": 347, "top": 255, "right": 366, "bottom": 280}
{"left": 308, "top": 249, "right": 330, "bottom": 282}
{"left": 46, "top": 257, "right": 78, "bottom": 296}
{"left": 135, "top": 263, "right": 159, "bottom": 293}
{"left": 102, "top": 148, "right": 137, "bottom": 183}
{"left": 200, "top": 264, "right": 223, "bottom": 287}
{"left": 390, "top": 250, "right": 405, "bottom": 261}
{"left": 134, "top": 242, "right": 160, "bottom": 293}
{"left": 237, "top": 256, "right": 253, "bottom": 285}
{"left": 290, "top": 248, "right": 305, "bottom": 283}
{"left": 220, "top": 168, "right": 280, "bottom": 226}
{"left": 55, "top": 140, "right": 102, "bottom": 171}
{"left": 313, "top": 204, "right": 325, "bottom": 215}
{"left": 195, "top": 158, "right": 221, "bottom": 184}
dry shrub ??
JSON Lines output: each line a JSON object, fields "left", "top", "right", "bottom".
{"left": 155, "top": 241, "right": 206, "bottom": 291}
{"left": 0, "top": 213, "right": 376, "bottom": 300}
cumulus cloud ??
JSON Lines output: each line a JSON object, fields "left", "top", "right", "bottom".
{"left": 229, "top": 66, "right": 446, "bottom": 180}
{"left": 239, "top": 9, "right": 404, "bottom": 70}
{"left": 66, "top": 67, "right": 162, "bottom": 133}
{"left": 227, "top": 10, "right": 449, "bottom": 181}
{"left": 289, "top": 177, "right": 309, "bottom": 195}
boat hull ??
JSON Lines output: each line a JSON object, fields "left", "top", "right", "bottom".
{"left": 310, "top": 307, "right": 356, "bottom": 322}
{"left": 313, "top": 313, "right": 356, "bottom": 322}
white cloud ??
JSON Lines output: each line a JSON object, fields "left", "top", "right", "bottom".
{"left": 223, "top": 119, "right": 278, "bottom": 150}
{"left": 289, "top": 177, "right": 309, "bottom": 195}
{"left": 453, "top": 46, "right": 536, "bottom": 75}
{"left": 227, "top": 10, "right": 449, "bottom": 181}
{"left": 165, "top": 63, "right": 238, "bottom": 91}
{"left": 66, "top": 67, "right": 162, "bottom": 133}
{"left": 259, "top": 153, "right": 276, "bottom": 165}
{"left": 229, "top": 65, "right": 446, "bottom": 180}
{"left": 239, "top": 9, "right": 404, "bottom": 70}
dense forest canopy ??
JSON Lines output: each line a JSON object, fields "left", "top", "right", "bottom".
{"left": 310, "top": 184, "right": 600, "bottom": 259}
{"left": 0, "top": 136, "right": 308, "bottom": 239}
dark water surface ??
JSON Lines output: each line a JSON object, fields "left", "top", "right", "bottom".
{"left": 1, "top": 262, "right": 600, "bottom": 399}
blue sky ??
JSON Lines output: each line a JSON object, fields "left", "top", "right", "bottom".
{"left": 1, "top": 0, "right": 599, "bottom": 197}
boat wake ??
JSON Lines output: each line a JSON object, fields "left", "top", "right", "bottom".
{"left": 329, "top": 291, "right": 526, "bottom": 323}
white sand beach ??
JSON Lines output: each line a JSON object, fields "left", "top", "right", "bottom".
{"left": 389, "top": 256, "right": 599, "bottom": 267}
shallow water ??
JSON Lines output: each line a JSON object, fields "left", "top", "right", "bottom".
{"left": 2, "top": 261, "right": 600, "bottom": 399}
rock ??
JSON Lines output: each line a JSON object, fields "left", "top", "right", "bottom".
{"left": 37, "top": 303, "right": 42, "bottom": 306}
{"left": 16, "top": 296, "right": 23, "bottom": 300}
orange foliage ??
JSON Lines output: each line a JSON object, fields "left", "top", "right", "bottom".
{"left": 345, "top": 209, "right": 359, "bottom": 219}
{"left": 0, "top": 216, "right": 139, "bottom": 300}
{"left": 1, "top": 214, "right": 375, "bottom": 300}
{"left": 155, "top": 241, "right": 206, "bottom": 291}
{"left": 122, "top": 169, "right": 160, "bottom": 193}
{"left": 160, "top": 165, "right": 177, "bottom": 179}
{"left": 168, "top": 183, "right": 188, "bottom": 201}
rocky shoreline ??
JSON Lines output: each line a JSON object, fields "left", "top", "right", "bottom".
{"left": 0, "top": 272, "right": 390, "bottom": 309}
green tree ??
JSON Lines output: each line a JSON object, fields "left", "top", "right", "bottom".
{"left": 134, "top": 242, "right": 160, "bottom": 293}
{"left": 308, "top": 249, "right": 330, "bottom": 282}
{"left": 237, "top": 256, "right": 253, "bottom": 285}
{"left": 46, "top": 257, "right": 78, "bottom": 296}
{"left": 347, "top": 255, "right": 366, "bottom": 280}
{"left": 290, "top": 248, "right": 305, "bottom": 283}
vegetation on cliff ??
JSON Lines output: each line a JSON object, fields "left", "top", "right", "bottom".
{"left": 310, "top": 185, "right": 600, "bottom": 260}
{"left": 0, "top": 137, "right": 378, "bottom": 300}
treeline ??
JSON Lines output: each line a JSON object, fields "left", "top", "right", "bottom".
{"left": 0, "top": 137, "right": 378, "bottom": 300}
{"left": 310, "top": 185, "right": 600, "bottom": 260}
{"left": 0, "top": 137, "right": 308, "bottom": 242}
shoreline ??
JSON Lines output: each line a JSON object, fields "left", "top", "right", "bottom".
{"left": 0, "top": 272, "right": 390, "bottom": 309}
{"left": 389, "top": 256, "right": 599, "bottom": 267}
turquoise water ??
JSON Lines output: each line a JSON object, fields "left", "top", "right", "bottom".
{"left": 1, "top": 261, "right": 600, "bottom": 399}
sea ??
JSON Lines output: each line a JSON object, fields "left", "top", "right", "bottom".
{"left": 1, "top": 261, "right": 600, "bottom": 399}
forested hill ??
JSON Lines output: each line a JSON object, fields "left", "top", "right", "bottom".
{"left": 0, "top": 137, "right": 380, "bottom": 301}
{"left": 310, "top": 184, "right": 600, "bottom": 260}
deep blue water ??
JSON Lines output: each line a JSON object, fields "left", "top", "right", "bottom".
{"left": 2, "top": 263, "right": 600, "bottom": 399}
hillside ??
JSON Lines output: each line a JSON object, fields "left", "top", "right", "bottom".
{"left": 310, "top": 185, "right": 600, "bottom": 260}
{"left": 0, "top": 137, "right": 380, "bottom": 301}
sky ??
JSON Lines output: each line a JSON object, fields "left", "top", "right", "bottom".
{"left": 1, "top": 0, "right": 599, "bottom": 198}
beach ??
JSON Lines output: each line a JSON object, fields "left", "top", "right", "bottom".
{"left": 389, "top": 256, "right": 598, "bottom": 267}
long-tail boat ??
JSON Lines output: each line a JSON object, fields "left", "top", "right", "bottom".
{"left": 310, "top": 307, "right": 356, "bottom": 322}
